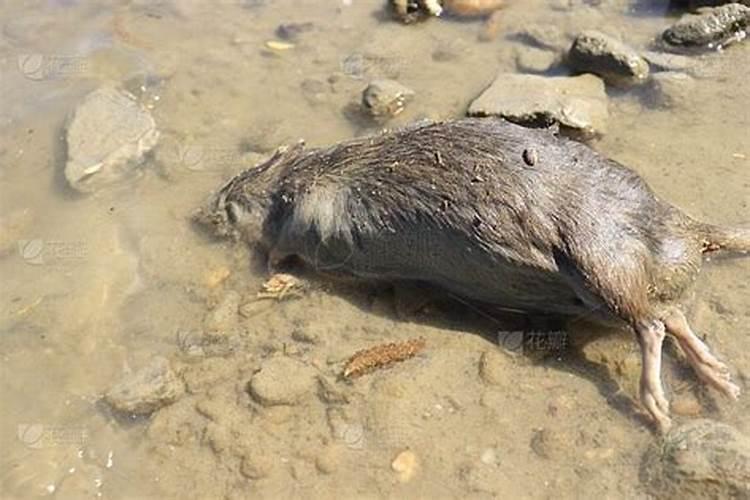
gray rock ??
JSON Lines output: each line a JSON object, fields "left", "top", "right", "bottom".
{"left": 249, "top": 356, "right": 317, "bottom": 406}
{"left": 361, "top": 79, "right": 415, "bottom": 120}
{"left": 105, "top": 357, "right": 184, "bottom": 415}
{"left": 641, "top": 419, "right": 750, "bottom": 499}
{"left": 467, "top": 73, "right": 608, "bottom": 139}
{"left": 568, "top": 31, "right": 650, "bottom": 86}
{"left": 65, "top": 87, "right": 159, "bottom": 192}
{"left": 662, "top": 3, "right": 750, "bottom": 50}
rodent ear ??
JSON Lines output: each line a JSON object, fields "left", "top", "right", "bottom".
{"left": 226, "top": 201, "right": 246, "bottom": 224}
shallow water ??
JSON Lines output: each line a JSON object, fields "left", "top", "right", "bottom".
{"left": 1, "top": 0, "right": 749, "bottom": 498}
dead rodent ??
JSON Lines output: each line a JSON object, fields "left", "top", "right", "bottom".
{"left": 195, "top": 117, "right": 749, "bottom": 433}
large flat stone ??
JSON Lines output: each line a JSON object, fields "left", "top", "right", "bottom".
{"left": 65, "top": 86, "right": 159, "bottom": 192}
{"left": 467, "top": 72, "right": 608, "bottom": 139}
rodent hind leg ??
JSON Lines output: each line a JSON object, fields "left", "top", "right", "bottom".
{"left": 635, "top": 319, "right": 671, "bottom": 433}
{"left": 661, "top": 307, "right": 740, "bottom": 399}
{"left": 554, "top": 248, "right": 672, "bottom": 431}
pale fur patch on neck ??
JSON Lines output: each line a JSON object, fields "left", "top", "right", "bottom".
{"left": 291, "top": 184, "right": 354, "bottom": 243}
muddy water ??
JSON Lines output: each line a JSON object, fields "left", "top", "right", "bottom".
{"left": 0, "top": 0, "right": 748, "bottom": 499}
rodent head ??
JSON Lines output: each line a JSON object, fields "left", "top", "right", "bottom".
{"left": 192, "top": 144, "right": 302, "bottom": 245}
{"left": 193, "top": 187, "right": 264, "bottom": 243}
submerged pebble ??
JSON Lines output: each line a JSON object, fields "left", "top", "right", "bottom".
{"left": 105, "top": 357, "right": 184, "bottom": 415}
{"left": 361, "top": 79, "right": 415, "bottom": 120}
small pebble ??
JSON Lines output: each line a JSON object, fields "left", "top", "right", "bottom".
{"left": 204, "top": 267, "right": 230, "bottom": 288}
{"left": 480, "top": 448, "right": 498, "bottom": 465}
{"left": 361, "top": 79, "right": 415, "bottom": 120}
{"left": 391, "top": 449, "right": 418, "bottom": 482}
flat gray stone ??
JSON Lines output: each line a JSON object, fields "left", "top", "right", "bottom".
{"left": 467, "top": 73, "right": 608, "bottom": 139}
{"left": 65, "top": 86, "right": 159, "bottom": 192}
